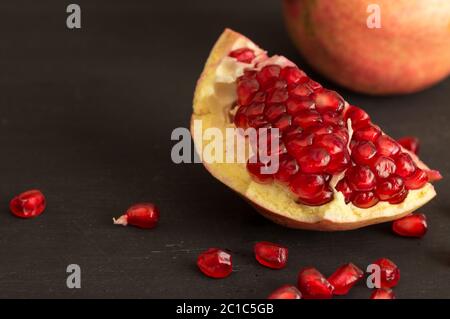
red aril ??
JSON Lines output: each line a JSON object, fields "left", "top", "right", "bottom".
{"left": 228, "top": 48, "right": 255, "bottom": 63}
{"left": 113, "top": 203, "right": 159, "bottom": 229}
{"left": 346, "top": 166, "right": 376, "bottom": 192}
{"left": 404, "top": 168, "right": 428, "bottom": 190}
{"left": 397, "top": 136, "right": 420, "bottom": 154}
{"left": 392, "top": 214, "right": 427, "bottom": 238}
{"left": 312, "top": 89, "right": 344, "bottom": 114}
{"left": 376, "top": 176, "right": 405, "bottom": 201}
{"left": 335, "top": 179, "right": 353, "bottom": 203}
{"left": 254, "top": 241, "right": 288, "bottom": 269}
{"left": 373, "top": 258, "right": 400, "bottom": 288}
{"left": 375, "top": 135, "right": 400, "bottom": 157}
{"left": 352, "top": 191, "right": 379, "bottom": 208}
{"left": 247, "top": 156, "right": 274, "bottom": 184}
{"left": 328, "top": 263, "right": 364, "bottom": 295}
{"left": 296, "top": 146, "right": 331, "bottom": 173}
{"left": 297, "top": 267, "right": 334, "bottom": 299}
{"left": 237, "top": 78, "right": 259, "bottom": 106}
{"left": 10, "top": 189, "right": 46, "bottom": 218}
{"left": 426, "top": 169, "right": 443, "bottom": 182}
{"left": 280, "top": 66, "right": 307, "bottom": 85}
{"left": 370, "top": 288, "right": 396, "bottom": 299}
{"left": 395, "top": 153, "right": 417, "bottom": 178}
{"left": 352, "top": 141, "right": 377, "bottom": 165}
{"left": 290, "top": 173, "right": 333, "bottom": 206}
{"left": 274, "top": 154, "right": 299, "bottom": 184}
{"left": 268, "top": 285, "right": 302, "bottom": 299}
{"left": 353, "top": 124, "right": 381, "bottom": 141}
{"left": 197, "top": 248, "right": 232, "bottom": 279}
{"left": 345, "top": 105, "right": 370, "bottom": 129}
{"left": 257, "top": 65, "right": 281, "bottom": 89}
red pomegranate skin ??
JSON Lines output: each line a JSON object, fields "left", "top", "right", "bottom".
{"left": 283, "top": 0, "right": 450, "bottom": 95}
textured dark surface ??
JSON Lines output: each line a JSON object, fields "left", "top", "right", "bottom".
{"left": 0, "top": 0, "right": 448, "bottom": 298}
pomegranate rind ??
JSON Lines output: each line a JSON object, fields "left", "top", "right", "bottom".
{"left": 191, "top": 29, "right": 436, "bottom": 231}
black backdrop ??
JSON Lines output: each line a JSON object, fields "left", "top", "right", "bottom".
{"left": 0, "top": 0, "right": 448, "bottom": 298}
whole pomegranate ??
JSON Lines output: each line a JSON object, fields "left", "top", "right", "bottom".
{"left": 283, "top": 0, "right": 450, "bottom": 95}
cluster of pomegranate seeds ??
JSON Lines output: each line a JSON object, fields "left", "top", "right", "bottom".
{"left": 297, "top": 267, "right": 334, "bottom": 299}
{"left": 113, "top": 203, "right": 160, "bottom": 229}
{"left": 392, "top": 214, "right": 428, "bottom": 238}
{"left": 254, "top": 241, "right": 288, "bottom": 269}
{"left": 229, "top": 48, "right": 433, "bottom": 208}
{"left": 327, "top": 263, "right": 364, "bottom": 295}
{"left": 10, "top": 189, "right": 46, "bottom": 218}
{"left": 370, "top": 288, "right": 396, "bottom": 299}
{"left": 197, "top": 248, "right": 232, "bottom": 279}
{"left": 268, "top": 285, "right": 302, "bottom": 299}
{"left": 373, "top": 258, "right": 400, "bottom": 288}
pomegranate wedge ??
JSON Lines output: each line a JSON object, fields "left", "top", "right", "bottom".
{"left": 191, "top": 29, "right": 438, "bottom": 231}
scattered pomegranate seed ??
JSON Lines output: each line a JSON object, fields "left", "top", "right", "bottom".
{"left": 328, "top": 263, "right": 364, "bottom": 295}
{"left": 254, "top": 241, "right": 288, "bottom": 269}
{"left": 392, "top": 214, "right": 428, "bottom": 238}
{"left": 397, "top": 136, "right": 419, "bottom": 154}
{"left": 373, "top": 258, "right": 400, "bottom": 288}
{"left": 297, "top": 267, "right": 334, "bottom": 299}
{"left": 197, "top": 248, "right": 232, "bottom": 279}
{"left": 370, "top": 288, "right": 396, "bottom": 299}
{"left": 113, "top": 203, "right": 160, "bottom": 229}
{"left": 228, "top": 48, "right": 255, "bottom": 64}
{"left": 9, "top": 189, "right": 46, "bottom": 218}
{"left": 268, "top": 285, "right": 302, "bottom": 299}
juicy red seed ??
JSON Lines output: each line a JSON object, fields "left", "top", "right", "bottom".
{"left": 327, "top": 152, "right": 351, "bottom": 173}
{"left": 392, "top": 214, "right": 428, "bottom": 238}
{"left": 228, "top": 48, "right": 255, "bottom": 63}
{"left": 345, "top": 105, "right": 370, "bottom": 129}
{"left": 388, "top": 189, "right": 409, "bottom": 204}
{"left": 284, "top": 126, "right": 303, "bottom": 139}
{"left": 251, "top": 91, "right": 266, "bottom": 103}
{"left": 275, "top": 154, "right": 299, "bottom": 183}
{"left": 404, "top": 168, "right": 428, "bottom": 190}
{"left": 234, "top": 106, "right": 248, "bottom": 128}
{"left": 114, "top": 203, "right": 160, "bottom": 229}
{"left": 322, "top": 112, "right": 345, "bottom": 127}
{"left": 289, "top": 83, "right": 313, "bottom": 97}
{"left": 300, "top": 188, "right": 333, "bottom": 206}
{"left": 242, "top": 70, "right": 257, "bottom": 79}
{"left": 245, "top": 103, "right": 265, "bottom": 117}
{"left": 314, "top": 134, "right": 345, "bottom": 155}
{"left": 373, "top": 258, "right": 400, "bottom": 288}
{"left": 269, "top": 79, "right": 288, "bottom": 90}
{"left": 257, "top": 65, "right": 281, "bottom": 88}
{"left": 375, "top": 135, "right": 400, "bottom": 157}
{"left": 197, "top": 248, "right": 232, "bottom": 279}
{"left": 285, "top": 132, "right": 314, "bottom": 158}
{"left": 306, "top": 79, "right": 322, "bottom": 91}
{"left": 9, "top": 189, "right": 46, "bottom": 219}
{"left": 297, "top": 267, "right": 334, "bottom": 299}
{"left": 313, "top": 89, "right": 344, "bottom": 114}
{"left": 395, "top": 153, "right": 417, "bottom": 178}
{"left": 332, "top": 126, "right": 349, "bottom": 144}
{"left": 372, "top": 156, "right": 397, "bottom": 178}
{"left": 370, "top": 288, "right": 396, "bottom": 299}
{"left": 397, "top": 136, "right": 420, "bottom": 154}
{"left": 273, "top": 114, "right": 292, "bottom": 132}
{"left": 293, "top": 110, "right": 323, "bottom": 128}
{"left": 286, "top": 97, "right": 315, "bottom": 115}
{"left": 328, "top": 263, "right": 364, "bottom": 295}
{"left": 254, "top": 241, "right": 288, "bottom": 269}
{"left": 308, "top": 124, "right": 333, "bottom": 136}
{"left": 264, "top": 104, "right": 286, "bottom": 122}
{"left": 237, "top": 78, "right": 259, "bottom": 106}
{"left": 296, "top": 146, "right": 331, "bottom": 173}
{"left": 248, "top": 115, "right": 269, "bottom": 129}
{"left": 280, "top": 66, "right": 307, "bottom": 85}
{"left": 426, "top": 169, "right": 443, "bottom": 182}
{"left": 353, "top": 141, "right": 377, "bottom": 165}
{"left": 376, "top": 175, "right": 405, "bottom": 201}
{"left": 247, "top": 156, "right": 274, "bottom": 184}
{"left": 268, "top": 285, "right": 302, "bottom": 299}
{"left": 336, "top": 179, "right": 353, "bottom": 203}
{"left": 353, "top": 124, "right": 381, "bottom": 141}
{"left": 267, "top": 88, "right": 288, "bottom": 104}
{"left": 352, "top": 191, "right": 379, "bottom": 208}
{"left": 290, "top": 173, "right": 333, "bottom": 205}
{"left": 346, "top": 165, "right": 376, "bottom": 191}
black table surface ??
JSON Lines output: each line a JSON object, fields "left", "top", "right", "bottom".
{"left": 0, "top": 0, "right": 448, "bottom": 299}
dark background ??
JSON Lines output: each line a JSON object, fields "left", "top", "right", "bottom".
{"left": 0, "top": 0, "right": 448, "bottom": 298}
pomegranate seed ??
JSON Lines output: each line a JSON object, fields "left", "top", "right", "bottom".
{"left": 237, "top": 78, "right": 259, "bottom": 106}
{"left": 275, "top": 154, "right": 299, "bottom": 184}
{"left": 267, "top": 88, "right": 288, "bottom": 104}
{"left": 336, "top": 179, "right": 353, "bottom": 203}
{"left": 234, "top": 106, "right": 248, "bottom": 128}
{"left": 373, "top": 258, "right": 400, "bottom": 288}
{"left": 372, "top": 156, "right": 397, "bottom": 178}
{"left": 370, "top": 288, "right": 396, "bottom": 299}
{"left": 289, "top": 83, "right": 313, "bottom": 97}
{"left": 306, "top": 79, "right": 322, "bottom": 91}
{"left": 404, "top": 168, "right": 428, "bottom": 190}
{"left": 327, "top": 151, "right": 351, "bottom": 173}
{"left": 332, "top": 126, "right": 349, "bottom": 144}
{"left": 296, "top": 146, "right": 331, "bottom": 173}
{"left": 388, "top": 189, "right": 409, "bottom": 204}
{"left": 376, "top": 176, "right": 405, "bottom": 201}
{"left": 10, "top": 189, "right": 46, "bottom": 218}
{"left": 353, "top": 124, "right": 381, "bottom": 141}
{"left": 425, "top": 169, "right": 443, "bottom": 182}
{"left": 246, "top": 103, "right": 265, "bottom": 118}
{"left": 229, "top": 48, "right": 255, "bottom": 63}
{"left": 322, "top": 112, "right": 345, "bottom": 127}
{"left": 280, "top": 66, "right": 307, "bottom": 85}
{"left": 346, "top": 165, "right": 376, "bottom": 191}
{"left": 352, "top": 191, "right": 379, "bottom": 208}
{"left": 257, "top": 65, "right": 281, "bottom": 89}
{"left": 394, "top": 153, "right": 417, "bottom": 178}
{"left": 375, "top": 135, "right": 400, "bottom": 157}
{"left": 273, "top": 114, "right": 292, "bottom": 132}
{"left": 352, "top": 141, "right": 377, "bottom": 165}
{"left": 328, "top": 263, "right": 364, "bottom": 295}
{"left": 397, "top": 136, "right": 419, "bottom": 154}
{"left": 247, "top": 156, "right": 274, "bottom": 184}
{"left": 297, "top": 267, "right": 334, "bottom": 299}
{"left": 290, "top": 173, "right": 333, "bottom": 206}
{"left": 308, "top": 124, "right": 333, "bottom": 136}
{"left": 392, "top": 214, "right": 427, "bottom": 238}
{"left": 293, "top": 110, "right": 323, "bottom": 129}
{"left": 285, "top": 132, "right": 314, "bottom": 158}
{"left": 313, "top": 89, "right": 344, "bottom": 114}
{"left": 268, "top": 285, "right": 302, "bottom": 299}
{"left": 345, "top": 105, "right": 370, "bottom": 129}
{"left": 113, "top": 203, "right": 159, "bottom": 229}
{"left": 286, "top": 97, "right": 315, "bottom": 115}
{"left": 254, "top": 241, "right": 288, "bottom": 269}
{"left": 314, "top": 134, "right": 345, "bottom": 156}
{"left": 264, "top": 104, "right": 286, "bottom": 122}
{"left": 197, "top": 248, "right": 232, "bottom": 279}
